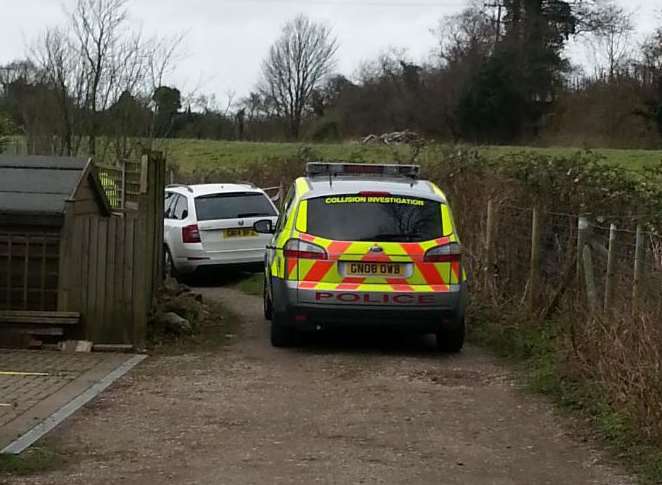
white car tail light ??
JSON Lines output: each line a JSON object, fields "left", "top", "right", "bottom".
{"left": 182, "top": 224, "right": 201, "bottom": 243}
{"left": 284, "top": 239, "right": 328, "bottom": 260}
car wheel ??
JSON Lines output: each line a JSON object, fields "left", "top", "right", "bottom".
{"left": 164, "top": 247, "right": 179, "bottom": 281}
{"left": 263, "top": 276, "right": 273, "bottom": 321}
{"left": 270, "top": 313, "right": 299, "bottom": 348}
{"left": 436, "top": 315, "right": 465, "bottom": 353}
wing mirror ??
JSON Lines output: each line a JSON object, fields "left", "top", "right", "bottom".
{"left": 254, "top": 219, "right": 275, "bottom": 234}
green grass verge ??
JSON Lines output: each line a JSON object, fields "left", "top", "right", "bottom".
{"left": 469, "top": 310, "right": 662, "bottom": 484}
{"left": 0, "top": 446, "right": 65, "bottom": 476}
{"left": 237, "top": 274, "right": 263, "bottom": 297}
{"left": 156, "top": 139, "right": 662, "bottom": 173}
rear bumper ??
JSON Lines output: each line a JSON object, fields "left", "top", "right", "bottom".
{"left": 271, "top": 278, "right": 467, "bottom": 332}
{"left": 175, "top": 247, "right": 267, "bottom": 274}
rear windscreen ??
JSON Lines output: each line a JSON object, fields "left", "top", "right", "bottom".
{"left": 306, "top": 195, "right": 442, "bottom": 242}
{"left": 195, "top": 193, "right": 277, "bottom": 221}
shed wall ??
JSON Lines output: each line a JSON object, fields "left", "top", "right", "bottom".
{"left": 0, "top": 228, "right": 60, "bottom": 311}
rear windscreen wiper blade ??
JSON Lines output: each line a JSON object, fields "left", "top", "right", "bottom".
{"left": 237, "top": 212, "right": 270, "bottom": 218}
{"left": 360, "top": 233, "right": 425, "bottom": 242}
{"left": 359, "top": 233, "right": 408, "bottom": 242}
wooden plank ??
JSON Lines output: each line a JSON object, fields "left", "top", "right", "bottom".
{"left": 94, "top": 218, "right": 108, "bottom": 342}
{"left": 132, "top": 211, "right": 147, "bottom": 348}
{"left": 633, "top": 225, "right": 644, "bottom": 315}
{"left": 5, "top": 234, "right": 11, "bottom": 308}
{"left": 123, "top": 216, "right": 136, "bottom": 345}
{"left": 79, "top": 217, "right": 91, "bottom": 321}
{"left": 40, "top": 237, "right": 47, "bottom": 310}
{"left": 86, "top": 216, "right": 99, "bottom": 341}
{"left": 1, "top": 326, "right": 65, "bottom": 336}
{"left": 105, "top": 216, "right": 117, "bottom": 341}
{"left": 528, "top": 207, "right": 542, "bottom": 315}
{"left": 57, "top": 200, "right": 75, "bottom": 312}
{"left": 22, "top": 236, "right": 29, "bottom": 310}
{"left": 583, "top": 244, "right": 598, "bottom": 313}
{"left": 604, "top": 224, "right": 617, "bottom": 312}
{"left": 0, "top": 310, "right": 80, "bottom": 325}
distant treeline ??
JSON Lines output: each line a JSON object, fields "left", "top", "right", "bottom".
{"left": 2, "top": 0, "right": 662, "bottom": 154}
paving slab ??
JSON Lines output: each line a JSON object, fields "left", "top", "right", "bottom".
{"left": 0, "top": 349, "right": 145, "bottom": 454}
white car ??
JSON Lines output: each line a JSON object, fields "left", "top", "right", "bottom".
{"left": 163, "top": 184, "right": 279, "bottom": 277}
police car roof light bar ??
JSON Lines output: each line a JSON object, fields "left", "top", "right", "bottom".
{"left": 306, "top": 162, "right": 420, "bottom": 179}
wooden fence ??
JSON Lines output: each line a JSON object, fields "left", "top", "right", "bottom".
{"left": 97, "top": 159, "right": 144, "bottom": 211}
{"left": 478, "top": 200, "right": 662, "bottom": 319}
{"left": 58, "top": 153, "right": 166, "bottom": 346}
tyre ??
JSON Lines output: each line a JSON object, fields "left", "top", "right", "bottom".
{"left": 436, "top": 316, "right": 465, "bottom": 353}
{"left": 270, "top": 313, "right": 299, "bottom": 348}
{"left": 263, "top": 276, "right": 273, "bottom": 321}
{"left": 164, "top": 247, "right": 179, "bottom": 281}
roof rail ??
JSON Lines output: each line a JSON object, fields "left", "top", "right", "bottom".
{"left": 167, "top": 184, "right": 193, "bottom": 193}
{"left": 305, "top": 162, "right": 420, "bottom": 179}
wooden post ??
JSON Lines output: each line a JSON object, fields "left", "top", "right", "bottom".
{"left": 486, "top": 199, "right": 497, "bottom": 279}
{"left": 528, "top": 206, "right": 542, "bottom": 315}
{"left": 577, "top": 216, "right": 590, "bottom": 285}
{"left": 632, "top": 225, "right": 643, "bottom": 315}
{"left": 583, "top": 244, "right": 598, "bottom": 313}
{"left": 604, "top": 224, "right": 617, "bottom": 312}
{"left": 139, "top": 154, "right": 149, "bottom": 194}
{"left": 120, "top": 160, "right": 127, "bottom": 210}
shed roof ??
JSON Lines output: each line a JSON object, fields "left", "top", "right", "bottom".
{"left": 0, "top": 156, "right": 110, "bottom": 222}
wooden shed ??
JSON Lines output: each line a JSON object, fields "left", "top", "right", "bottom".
{"left": 1, "top": 154, "right": 165, "bottom": 347}
{"left": 0, "top": 156, "right": 112, "bottom": 343}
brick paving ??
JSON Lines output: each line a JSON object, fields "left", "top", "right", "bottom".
{"left": 0, "top": 351, "right": 105, "bottom": 428}
{"left": 0, "top": 349, "right": 134, "bottom": 451}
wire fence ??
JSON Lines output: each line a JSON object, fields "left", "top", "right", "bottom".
{"left": 462, "top": 199, "right": 662, "bottom": 321}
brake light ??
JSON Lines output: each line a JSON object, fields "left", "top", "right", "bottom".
{"left": 359, "top": 191, "right": 391, "bottom": 197}
{"left": 182, "top": 224, "right": 201, "bottom": 243}
{"left": 424, "top": 243, "right": 462, "bottom": 263}
{"left": 284, "top": 239, "right": 328, "bottom": 260}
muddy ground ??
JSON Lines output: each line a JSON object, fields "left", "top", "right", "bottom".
{"left": 2, "top": 286, "right": 635, "bottom": 485}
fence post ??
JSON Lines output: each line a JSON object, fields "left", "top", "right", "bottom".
{"left": 485, "top": 199, "right": 497, "bottom": 282}
{"left": 120, "top": 160, "right": 127, "bottom": 210}
{"left": 583, "top": 244, "right": 598, "bottom": 314}
{"left": 604, "top": 224, "right": 617, "bottom": 312}
{"left": 632, "top": 225, "right": 643, "bottom": 315}
{"left": 577, "top": 215, "right": 590, "bottom": 285}
{"left": 528, "top": 206, "right": 542, "bottom": 315}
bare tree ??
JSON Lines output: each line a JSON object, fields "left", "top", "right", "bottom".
{"left": 587, "top": 1, "right": 634, "bottom": 79}
{"left": 70, "top": 0, "right": 130, "bottom": 155}
{"left": 434, "top": 3, "right": 496, "bottom": 67}
{"left": 260, "top": 14, "right": 338, "bottom": 139}
{"left": 33, "top": 27, "right": 87, "bottom": 155}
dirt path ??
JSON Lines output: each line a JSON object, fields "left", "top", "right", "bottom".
{"left": 4, "top": 287, "right": 634, "bottom": 485}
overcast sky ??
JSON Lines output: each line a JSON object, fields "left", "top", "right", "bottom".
{"left": 1, "top": 0, "right": 661, "bottom": 104}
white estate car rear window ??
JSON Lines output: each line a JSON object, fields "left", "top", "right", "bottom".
{"left": 195, "top": 192, "right": 277, "bottom": 221}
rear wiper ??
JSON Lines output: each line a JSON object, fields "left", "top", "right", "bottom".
{"left": 359, "top": 233, "right": 420, "bottom": 242}
{"left": 237, "top": 212, "right": 270, "bottom": 218}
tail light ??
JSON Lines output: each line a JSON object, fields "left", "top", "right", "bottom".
{"left": 182, "top": 224, "right": 201, "bottom": 243}
{"left": 284, "top": 239, "right": 328, "bottom": 260}
{"left": 424, "top": 243, "right": 462, "bottom": 263}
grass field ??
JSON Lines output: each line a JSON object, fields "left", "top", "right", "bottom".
{"left": 155, "top": 139, "right": 662, "bottom": 173}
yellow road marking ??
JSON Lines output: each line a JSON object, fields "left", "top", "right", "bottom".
{"left": 0, "top": 372, "right": 50, "bottom": 377}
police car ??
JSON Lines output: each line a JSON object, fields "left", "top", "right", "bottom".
{"left": 253, "top": 163, "right": 467, "bottom": 352}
